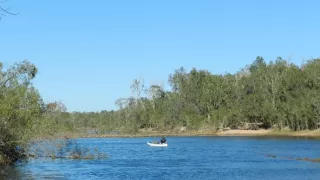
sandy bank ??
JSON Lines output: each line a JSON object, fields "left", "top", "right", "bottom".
{"left": 216, "top": 129, "right": 272, "bottom": 136}
{"left": 61, "top": 129, "right": 320, "bottom": 139}
{"left": 216, "top": 129, "right": 320, "bottom": 137}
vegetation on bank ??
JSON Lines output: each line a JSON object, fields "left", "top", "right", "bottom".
{"left": 54, "top": 57, "right": 320, "bottom": 135}
{"left": 1, "top": 56, "right": 320, "bottom": 164}
{"left": 0, "top": 61, "right": 106, "bottom": 165}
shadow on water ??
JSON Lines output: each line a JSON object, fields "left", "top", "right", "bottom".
{"left": 1, "top": 163, "right": 66, "bottom": 179}
{"left": 1, "top": 165, "right": 25, "bottom": 180}
{"left": 0, "top": 138, "right": 109, "bottom": 179}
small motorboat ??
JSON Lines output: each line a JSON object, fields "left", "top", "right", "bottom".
{"left": 147, "top": 141, "right": 168, "bottom": 147}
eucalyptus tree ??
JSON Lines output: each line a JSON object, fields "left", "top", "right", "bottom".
{"left": 0, "top": 60, "right": 45, "bottom": 163}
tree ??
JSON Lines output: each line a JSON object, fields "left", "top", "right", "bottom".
{"left": 130, "top": 78, "right": 144, "bottom": 107}
{"left": 0, "top": 60, "right": 44, "bottom": 164}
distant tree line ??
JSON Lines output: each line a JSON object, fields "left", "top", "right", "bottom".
{"left": 57, "top": 56, "right": 320, "bottom": 133}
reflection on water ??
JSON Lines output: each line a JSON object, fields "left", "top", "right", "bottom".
{"left": 5, "top": 136, "right": 320, "bottom": 180}
{"left": 2, "top": 163, "right": 66, "bottom": 180}
{"left": 1, "top": 165, "right": 24, "bottom": 180}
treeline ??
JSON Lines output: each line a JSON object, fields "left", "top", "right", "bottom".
{"left": 59, "top": 56, "right": 320, "bottom": 133}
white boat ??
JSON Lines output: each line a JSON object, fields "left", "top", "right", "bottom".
{"left": 147, "top": 142, "right": 168, "bottom": 147}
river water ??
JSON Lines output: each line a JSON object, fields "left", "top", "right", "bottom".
{"left": 3, "top": 136, "right": 320, "bottom": 179}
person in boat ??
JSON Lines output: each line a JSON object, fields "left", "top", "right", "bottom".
{"left": 160, "top": 136, "right": 167, "bottom": 144}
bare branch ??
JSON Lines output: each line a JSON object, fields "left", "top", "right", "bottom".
{"left": 0, "top": 6, "right": 17, "bottom": 15}
{"left": 0, "top": 0, "right": 19, "bottom": 20}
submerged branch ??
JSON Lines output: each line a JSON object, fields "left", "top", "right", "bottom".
{"left": 24, "top": 138, "right": 108, "bottom": 162}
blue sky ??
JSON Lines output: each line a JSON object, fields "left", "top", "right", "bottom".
{"left": 0, "top": 0, "right": 319, "bottom": 112}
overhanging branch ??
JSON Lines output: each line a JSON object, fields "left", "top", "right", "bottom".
{"left": 0, "top": 0, "right": 18, "bottom": 20}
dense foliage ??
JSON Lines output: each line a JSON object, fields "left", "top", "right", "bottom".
{"left": 61, "top": 57, "right": 320, "bottom": 133}
{"left": 0, "top": 61, "right": 70, "bottom": 164}
{"left": 0, "top": 60, "right": 109, "bottom": 165}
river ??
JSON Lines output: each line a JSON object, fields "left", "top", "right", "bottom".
{"left": 3, "top": 136, "right": 320, "bottom": 179}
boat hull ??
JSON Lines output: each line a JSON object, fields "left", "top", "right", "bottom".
{"left": 147, "top": 142, "right": 168, "bottom": 147}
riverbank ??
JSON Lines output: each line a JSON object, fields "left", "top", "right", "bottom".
{"left": 216, "top": 129, "right": 320, "bottom": 137}
{"left": 61, "top": 129, "right": 320, "bottom": 139}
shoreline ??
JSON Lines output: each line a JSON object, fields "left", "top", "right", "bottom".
{"left": 62, "top": 129, "right": 320, "bottom": 139}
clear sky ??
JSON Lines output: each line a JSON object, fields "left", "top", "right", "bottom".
{"left": 0, "top": 0, "right": 319, "bottom": 112}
